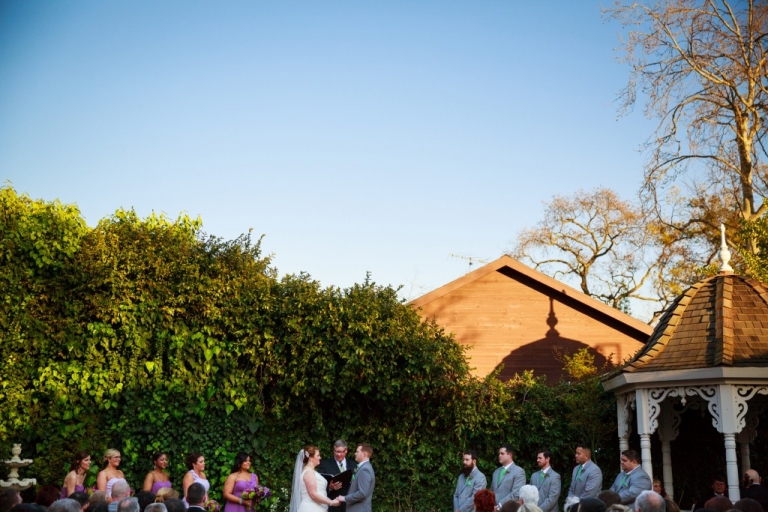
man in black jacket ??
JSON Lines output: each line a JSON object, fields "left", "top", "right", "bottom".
{"left": 187, "top": 483, "right": 207, "bottom": 512}
{"left": 317, "top": 440, "right": 358, "bottom": 512}
{"left": 743, "top": 470, "right": 768, "bottom": 511}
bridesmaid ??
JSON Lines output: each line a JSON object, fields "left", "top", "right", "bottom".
{"left": 222, "top": 452, "right": 258, "bottom": 512}
{"left": 143, "top": 452, "right": 172, "bottom": 494}
{"left": 97, "top": 449, "right": 127, "bottom": 498}
{"left": 62, "top": 452, "right": 91, "bottom": 498}
{"left": 182, "top": 452, "right": 210, "bottom": 499}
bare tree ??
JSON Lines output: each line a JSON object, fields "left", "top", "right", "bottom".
{"left": 606, "top": 0, "right": 768, "bottom": 254}
{"left": 512, "top": 188, "right": 671, "bottom": 319}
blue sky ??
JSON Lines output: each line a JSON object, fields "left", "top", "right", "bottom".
{"left": 0, "top": 1, "right": 655, "bottom": 300}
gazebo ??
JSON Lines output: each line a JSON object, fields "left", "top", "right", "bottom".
{"left": 603, "top": 227, "right": 768, "bottom": 502}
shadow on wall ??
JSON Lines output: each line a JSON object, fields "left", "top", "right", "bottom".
{"left": 494, "top": 297, "right": 608, "bottom": 383}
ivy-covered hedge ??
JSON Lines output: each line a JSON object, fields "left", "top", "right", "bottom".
{"left": 0, "top": 187, "right": 618, "bottom": 511}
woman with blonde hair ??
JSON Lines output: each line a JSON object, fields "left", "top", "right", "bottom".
{"left": 96, "top": 449, "right": 128, "bottom": 498}
{"left": 155, "top": 488, "right": 180, "bottom": 503}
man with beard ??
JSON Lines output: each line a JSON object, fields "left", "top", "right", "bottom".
{"left": 530, "top": 450, "right": 561, "bottom": 512}
{"left": 454, "top": 450, "right": 488, "bottom": 512}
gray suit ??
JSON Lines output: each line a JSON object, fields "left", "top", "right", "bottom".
{"left": 609, "top": 466, "right": 651, "bottom": 510}
{"left": 345, "top": 460, "right": 375, "bottom": 512}
{"left": 454, "top": 466, "right": 488, "bottom": 512}
{"left": 531, "top": 468, "right": 561, "bottom": 512}
{"left": 567, "top": 461, "right": 602, "bottom": 499}
{"left": 491, "top": 463, "right": 526, "bottom": 506}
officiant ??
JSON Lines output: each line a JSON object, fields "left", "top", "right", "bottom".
{"left": 317, "top": 440, "right": 358, "bottom": 512}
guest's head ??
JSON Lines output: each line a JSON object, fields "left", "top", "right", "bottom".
{"left": 153, "top": 489, "right": 178, "bottom": 503}
{"left": 186, "top": 484, "right": 206, "bottom": 508}
{"left": 501, "top": 501, "right": 521, "bottom": 512}
{"left": 733, "top": 499, "right": 763, "bottom": 512}
{"left": 704, "top": 496, "right": 733, "bottom": 512}
{"left": 144, "top": 505, "right": 166, "bottom": 512}
{"left": 712, "top": 477, "right": 726, "bottom": 496}
{"left": 89, "top": 503, "right": 109, "bottom": 512}
{"left": 48, "top": 499, "right": 81, "bottom": 512}
{"left": 0, "top": 490, "right": 22, "bottom": 512}
{"left": 111, "top": 481, "right": 130, "bottom": 501}
{"left": 135, "top": 492, "right": 155, "bottom": 512}
{"left": 598, "top": 491, "right": 622, "bottom": 507}
{"left": 606, "top": 505, "right": 631, "bottom": 512}
{"left": 636, "top": 491, "right": 665, "bottom": 512}
{"left": 578, "top": 498, "right": 607, "bottom": 512}
{"left": 10, "top": 504, "right": 43, "bottom": 512}
{"left": 117, "top": 499, "right": 139, "bottom": 512}
{"left": 520, "top": 504, "right": 543, "bottom": 512}
{"left": 664, "top": 499, "right": 679, "bottom": 512}
{"left": 159, "top": 501, "right": 183, "bottom": 512}
{"left": 35, "top": 486, "right": 60, "bottom": 507}
{"left": 519, "top": 485, "right": 540, "bottom": 506}
{"left": 87, "top": 492, "right": 108, "bottom": 509}
{"left": 652, "top": 480, "right": 666, "bottom": 497}
{"left": 68, "top": 493, "right": 88, "bottom": 508}
{"left": 230, "top": 452, "right": 251, "bottom": 474}
{"left": 474, "top": 489, "right": 497, "bottom": 512}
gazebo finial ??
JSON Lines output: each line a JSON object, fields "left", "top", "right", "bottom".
{"left": 720, "top": 223, "right": 734, "bottom": 273}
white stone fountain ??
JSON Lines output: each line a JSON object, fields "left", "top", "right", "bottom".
{"left": 0, "top": 444, "right": 37, "bottom": 490}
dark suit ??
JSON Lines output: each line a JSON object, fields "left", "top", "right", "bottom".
{"left": 743, "top": 484, "right": 768, "bottom": 511}
{"left": 317, "top": 457, "right": 358, "bottom": 512}
{"left": 188, "top": 506, "right": 205, "bottom": 512}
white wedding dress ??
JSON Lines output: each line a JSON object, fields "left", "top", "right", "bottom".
{"left": 298, "top": 468, "right": 329, "bottom": 512}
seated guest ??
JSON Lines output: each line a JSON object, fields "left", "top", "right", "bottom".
{"left": 664, "top": 499, "right": 679, "bottom": 512}
{"left": 705, "top": 496, "right": 733, "bottom": 512}
{"left": 117, "top": 500, "right": 139, "bottom": 512}
{"left": 68, "top": 494, "right": 89, "bottom": 509}
{"left": 135, "top": 492, "right": 155, "bottom": 512}
{"left": 520, "top": 486, "right": 540, "bottom": 506}
{"left": 0, "top": 490, "right": 22, "bottom": 512}
{"left": 520, "top": 505, "right": 543, "bottom": 512}
{"left": 501, "top": 501, "right": 521, "bottom": 512}
{"left": 732, "top": 498, "right": 763, "bottom": 512}
{"left": 606, "top": 506, "right": 630, "bottom": 512}
{"left": 89, "top": 504, "right": 109, "bottom": 512}
{"left": 599, "top": 491, "right": 622, "bottom": 507}
{"left": 742, "top": 470, "right": 768, "bottom": 512}
{"left": 475, "top": 490, "right": 497, "bottom": 512}
{"left": 35, "top": 486, "right": 60, "bottom": 508}
{"left": 144, "top": 505, "right": 166, "bottom": 512}
{"left": 653, "top": 481, "right": 668, "bottom": 499}
{"left": 160, "top": 500, "right": 184, "bottom": 512}
{"left": 10, "top": 505, "right": 44, "bottom": 512}
{"left": 108, "top": 482, "right": 131, "bottom": 512}
{"left": 48, "top": 499, "right": 81, "bottom": 512}
{"left": 186, "top": 484, "right": 206, "bottom": 512}
{"left": 578, "top": 498, "right": 607, "bottom": 512}
{"left": 87, "top": 493, "right": 108, "bottom": 510}
{"left": 153, "top": 490, "right": 178, "bottom": 504}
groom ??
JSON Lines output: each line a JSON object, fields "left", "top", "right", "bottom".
{"left": 337, "top": 443, "right": 375, "bottom": 512}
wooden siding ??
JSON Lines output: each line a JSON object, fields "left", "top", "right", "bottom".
{"left": 415, "top": 268, "right": 647, "bottom": 382}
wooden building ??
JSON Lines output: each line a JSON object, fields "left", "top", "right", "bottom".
{"left": 409, "top": 255, "right": 653, "bottom": 382}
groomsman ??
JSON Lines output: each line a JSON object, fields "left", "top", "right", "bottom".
{"left": 318, "top": 440, "right": 358, "bottom": 512}
{"left": 567, "top": 444, "right": 602, "bottom": 503}
{"left": 338, "top": 444, "right": 375, "bottom": 512}
{"left": 454, "top": 450, "right": 487, "bottom": 512}
{"left": 490, "top": 444, "right": 526, "bottom": 509}
{"left": 530, "top": 450, "right": 561, "bottom": 512}
{"left": 609, "top": 449, "right": 651, "bottom": 510}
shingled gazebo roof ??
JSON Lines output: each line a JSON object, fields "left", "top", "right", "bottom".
{"left": 626, "top": 272, "right": 768, "bottom": 373}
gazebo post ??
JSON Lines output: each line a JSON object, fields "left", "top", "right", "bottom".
{"left": 658, "top": 400, "right": 679, "bottom": 499}
{"left": 718, "top": 384, "right": 741, "bottom": 501}
{"left": 617, "top": 393, "right": 632, "bottom": 454}
{"left": 635, "top": 388, "right": 654, "bottom": 480}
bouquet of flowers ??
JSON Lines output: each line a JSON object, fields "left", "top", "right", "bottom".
{"left": 204, "top": 499, "right": 221, "bottom": 512}
{"left": 241, "top": 486, "right": 273, "bottom": 509}
{"left": 86, "top": 487, "right": 99, "bottom": 496}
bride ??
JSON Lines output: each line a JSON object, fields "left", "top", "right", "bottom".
{"left": 289, "top": 446, "right": 341, "bottom": 512}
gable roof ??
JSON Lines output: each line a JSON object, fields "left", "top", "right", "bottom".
{"left": 410, "top": 255, "right": 653, "bottom": 338}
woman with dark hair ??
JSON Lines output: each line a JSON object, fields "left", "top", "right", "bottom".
{"left": 143, "top": 453, "right": 172, "bottom": 494}
{"left": 653, "top": 480, "right": 668, "bottom": 499}
{"left": 474, "top": 489, "right": 497, "bottom": 512}
{"left": 62, "top": 452, "right": 91, "bottom": 499}
{"left": 35, "top": 486, "right": 60, "bottom": 508}
{"left": 223, "top": 452, "right": 259, "bottom": 512}
{"left": 182, "top": 453, "right": 209, "bottom": 499}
